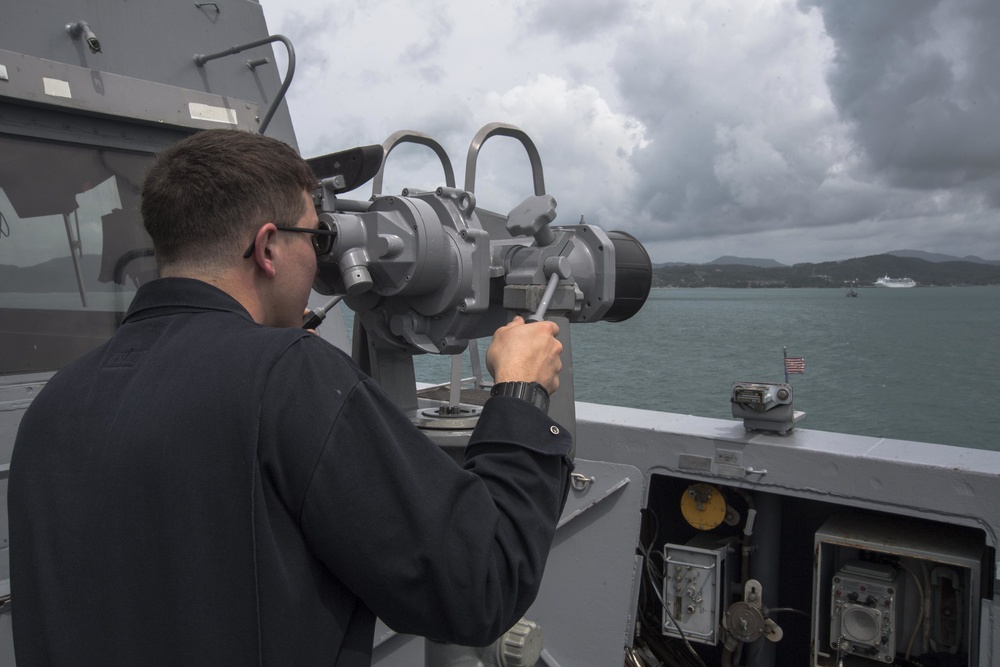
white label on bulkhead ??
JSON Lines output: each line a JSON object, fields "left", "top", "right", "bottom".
{"left": 43, "top": 77, "right": 72, "bottom": 98}
{"left": 188, "top": 102, "right": 238, "bottom": 125}
{"left": 0, "top": 65, "right": 8, "bottom": 81}
{"left": 715, "top": 449, "right": 743, "bottom": 466}
{"left": 678, "top": 454, "right": 713, "bottom": 473}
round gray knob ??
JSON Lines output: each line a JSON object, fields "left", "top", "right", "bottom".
{"left": 499, "top": 618, "right": 543, "bottom": 667}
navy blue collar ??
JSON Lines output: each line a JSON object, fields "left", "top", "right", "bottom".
{"left": 123, "top": 277, "right": 255, "bottom": 324}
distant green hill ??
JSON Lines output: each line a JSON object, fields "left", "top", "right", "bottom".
{"left": 887, "top": 249, "right": 1000, "bottom": 265}
{"left": 4, "top": 252, "right": 998, "bottom": 292}
{"left": 652, "top": 254, "right": 1000, "bottom": 288}
{"left": 705, "top": 255, "right": 787, "bottom": 268}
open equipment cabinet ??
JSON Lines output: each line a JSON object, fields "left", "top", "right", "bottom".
{"left": 631, "top": 470, "right": 991, "bottom": 667}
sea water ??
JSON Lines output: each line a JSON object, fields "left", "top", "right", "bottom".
{"left": 408, "top": 287, "right": 1000, "bottom": 452}
{"left": 12, "top": 286, "right": 995, "bottom": 450}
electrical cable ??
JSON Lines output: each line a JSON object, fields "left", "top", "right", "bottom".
{"left": 637, "top": 515, "right": 707, "bottom": 667}
{"left": 920, "top": 560, "right": 932, "bottom": 655}
{"left": 636, "top": 611, "right": 705, "bottom": 667}
{"left": 764, "top": 606, "right": 810, "bottom": 619}
{"left": 899, "top": 561, "right": 926, "bottom": 661}
{"left": 656, "top": 585, "right": 705, "bottom": 667}
{"left": 634, "top": 643, "right": 666, "bottom": 667}
{"left": 626, "top": 646, "right": 646, "bottom": 667}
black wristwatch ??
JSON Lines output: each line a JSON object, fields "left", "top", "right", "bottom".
{"left": 490, "top": 382, "right": 550, "bottom": 415}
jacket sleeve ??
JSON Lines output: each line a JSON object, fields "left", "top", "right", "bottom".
{"left": 263, "top": 337, "right": 573, "bottom": 646}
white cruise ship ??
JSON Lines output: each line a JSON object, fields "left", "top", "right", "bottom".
{"left": 874, "top": 275, "right": 917, "bottom": 288}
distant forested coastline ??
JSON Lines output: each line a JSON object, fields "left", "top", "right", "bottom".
{"left": 3, "top": 252, "right": 1000, "bottom": 292}
{"left": 652, "top": 254, "right": 1000, "bottom": 288}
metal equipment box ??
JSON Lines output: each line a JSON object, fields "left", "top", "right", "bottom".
{"left": 812, "top": 513, "right": 986, "bottom": 666}
{"left": 662, "top": 533, "right": 738, "bottom": 645}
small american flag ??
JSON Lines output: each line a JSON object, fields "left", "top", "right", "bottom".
{"left": 784, "top": 357, "right": 805, "bottom": 374}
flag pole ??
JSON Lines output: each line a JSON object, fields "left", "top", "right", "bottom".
{"left": 783, "top": 346, "right": 788, "bottom": 384}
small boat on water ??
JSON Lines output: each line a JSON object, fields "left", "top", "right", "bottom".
{"left": 846, "top": 288, "right": 858, "bottom": 297}
{"left": 874, "top": 275, "right": 916, "bottom": 288}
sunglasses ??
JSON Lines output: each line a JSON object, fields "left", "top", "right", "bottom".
{"left": 242, "top": 218, "right": 338, "bottom": 259}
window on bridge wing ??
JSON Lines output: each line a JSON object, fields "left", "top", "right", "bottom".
{"left": 0, "top": 133, "right": 157, "bottom": 374}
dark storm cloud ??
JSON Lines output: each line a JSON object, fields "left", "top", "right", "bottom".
{"left": 610, "top": 30, "right": 727, "bottom": 227}
{"left": 587, "top": 0, "right": 1000, "bottom": 262}
{"left": 801, "top": 0, "right": 1000, "bottom": 203}
{"left": 608, "top": 4, "right": 847, "bottom": 242}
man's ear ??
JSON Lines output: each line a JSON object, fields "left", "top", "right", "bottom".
{"left": 249, "top": 223, "right": 278, "bottom": 279}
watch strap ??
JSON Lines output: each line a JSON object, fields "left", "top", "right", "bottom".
{"left": 490, "top": 381, "right": 550, "bottom": 415}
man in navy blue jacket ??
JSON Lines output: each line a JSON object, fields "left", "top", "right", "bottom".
{"left": 8, "top": 129, "right": 572, "bottom": 665}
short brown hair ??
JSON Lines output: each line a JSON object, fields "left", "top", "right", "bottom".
{"left": 141, "top": 129, "right": 316, "bottom": 268}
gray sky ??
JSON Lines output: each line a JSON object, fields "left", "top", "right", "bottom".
{"left": 260, "top": 0, "right": 1000, "bottom": 265}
